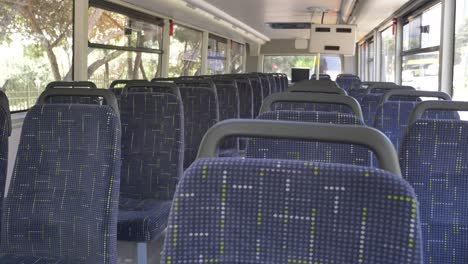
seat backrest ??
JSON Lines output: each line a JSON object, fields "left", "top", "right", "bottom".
{"left": 401, "top": 119, "right": 468, "bottom": 263}
{"left": 336, "top": 74, "right": 361, "bottom": 91}
{"left": 119, "top": 92, "right": 184, "bottom": 200}
{"left": 180, "top": 87, "right": 219, "bottom": 169}
{"left": 162, "top": 158, "right": 422, "bottom": 263}
{"left": 271, "top": 101, "right": 355, "bottom": 115}
{"left": 235, "top": 79, "right": 254, "bottom": 119}
{"left": 360, "top": 94, "right": 385, "bottom": 125}
{"left": 247, "top": 111, "right": 373, "bottom": 166}
{"left": 260, "top": 75, "right": 271, "bottom": 100}
{"left": 1, "top": 104, "right": 121, "bottom": 263}
{"left": 213, "top": 82, "right": 240, "bottom": 122}
{"left": 311, "top": 73, "right": 332, "bottom": 80}
{"left": 249, "top": 76, "right": 264, "bottom": 117}
{"left": 289, "top": 80, "right": 346, "bottom": 95}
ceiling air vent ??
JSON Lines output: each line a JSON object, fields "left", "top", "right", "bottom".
{"left": 268, "top": 23, "right": 312, "bottom": 30}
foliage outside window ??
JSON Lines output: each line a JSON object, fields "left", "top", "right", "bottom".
{"left": 264, "top": 55, "right": 341, "bottom": 80}
{"left": 0, "top": 0, "right": 73, "bottom": 111}
{"left": 402, "top": 3, "right": 441, "bottom": 91}
{"left": 381, "top": 27, "right": 396, "bottom": 82}
{"left": 169, "top": 25, "right": 202, "bottom": 77}
{"left": 207, "top": 35, "right": 227, "bottom": 75}
{"left": 88, "top": 6, "right": 163, "bottom": 88}
{"left": 454, "top": 0, "right": 468, "bottom": 101}
{"left": 230, "top": 41, "right": 245, "bottom": 73}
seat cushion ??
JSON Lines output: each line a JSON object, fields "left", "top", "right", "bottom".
{"left": 0, "top": 254, "right": 67, "bottom": 264}
{"left": 117, "top": 198, "right": 172, "bottom": 242}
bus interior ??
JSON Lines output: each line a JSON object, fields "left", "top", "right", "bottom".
{"left": 0, "top": 0, "right": 467, "bottom": 263}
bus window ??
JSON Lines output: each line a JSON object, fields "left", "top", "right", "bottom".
{"left": 367, "top": 39, "right": 375, "bottom": 81}
{"left": 381, "top": 26, "right": 396, "bottom": 82}
{"left": 0, "top": 0, "right": 73, "bottom": 112}
{"left": 207, "top": 35, "right": 227, "bottom": 75}
{"left": 263, "top": 55, "right": 316, "bottom": 80}
{"left": 230, "top": 41, "right": 245, "bottom": 73}
{"left": 88, "top": 6, "right": 163, "bottom": 88}
{"left": 454, "top": 0, "right": 468, "bottom": 102}
{"left": 169, "top": 25, "right": 202, "bottom": 77}
{"left": 402, "top": 3, "right": 442, "bottom": 91}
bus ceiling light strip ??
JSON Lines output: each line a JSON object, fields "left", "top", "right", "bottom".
{"left": 183, "top": 0, "right": 271, "bottom": 43}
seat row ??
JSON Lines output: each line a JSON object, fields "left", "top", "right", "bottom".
{"left": 0, "top": 73, "right": 464, "bottom": 263}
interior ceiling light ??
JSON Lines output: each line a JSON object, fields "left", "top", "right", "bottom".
{"left": 184, "top": 0, "right": 270, "bottom": 42}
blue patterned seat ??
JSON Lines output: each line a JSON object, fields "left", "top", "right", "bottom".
{"left": 0, "top": 104, "right": 121, "bottom": 263}
{"left": 401, "top": 119, "right": 468, "bottom": 263}
{"left": 270, "top": 101, "right": 355, "bottom": 115}
{"left": 236, "top": 80, "right": 254, "bottom": 119}
{"left": 311, "top": 73, "right": 332, "bottom": 80}
{"left": 0, "top": 255, "right": 67, "bottom": 264}
{"left": 360, "top": 94, "right": 385, "bottom": 125}
{"left": 375, "top": 102, "right": 460, "bottom": 151}
{"left": 161, "top": 158, "right": 422, "bottom": 263}
{"left": 260, "top": 76, "right": 271, "bottom": 100}
{"left": 180, "top": 87, "right": 219, "bottom": 169}
{"left": 249, "top": 77, "right": 263, "bottom": 117}
{"left": 215, "top": 83, "right": 240, "bottom": 156}
{"left": 118, "top": 92, "right": 184, "bottom": 242}
{"left": 336, "top": 74, "right": 361, "bottom": 92}
{"left": 247, "top": 111, "right": 373, "bottom": 167}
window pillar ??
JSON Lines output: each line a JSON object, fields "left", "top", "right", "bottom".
{"left": 161, "top": 19, "right": 171, "bottom": 78}
{"left": 201, "top": 31, "right": 209, "bottom": 75}
{"left": 440, "top": 0, "right": 456, "bottom": 95}
{"left": 73, "top": 0, "right": 89, "bottom": 81}
{"left": 395, "top": 18, "right": 404, "bottom": 85}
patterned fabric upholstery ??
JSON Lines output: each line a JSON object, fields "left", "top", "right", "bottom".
{"left": 0, "top": 254, "right": 66, "bottom": 264}
{"left": 118, "top": 92, "right": 184, "bottom": 242}
{"left": 0, "top": 105, "right": 121, "bottom": 263}
{"left": 311, "top": 74, "right": 332, "bottom": 80}
{"left": 120, "top": 92, "right": 184, "bottom": 200}
{"left": 180, "top": 87, "right": 219, "bottom": 169}
{"left": 109, "top": 88, "right": 124, "bottom": 110}
{"left": 250, "top": 78, "right": 263, "bottom": 118}
{"left": 216, "top": 84, "right": 239, "bottom": 122}
{"left": 247, "top": 111, "right": 373, "bottom": 167}
{"left": 117, "top": 198, "right": 172, "bottom": 242}
{"left": 162, "top": 158, "right": 422, "bottom": 263}
{"left": 375, "top": 102, "right": 460, "bottom": 151}
{"left": 336, "top": 75, "right": 361, "bottom": 91}
{"left": 237, "top": 81, "right": 254, "bottom": 119}
{"left": 261, "top": 77, "right": 271, "bottom": 100}
{"left": 270, "top": 102, "right": 355, "bottom": 115}
{"left": 401, "top": 119, "right": 468, "bottom": 263}
{"left": 360, "top": 94, "right": 384, "bottom": 125}
{"left": 46, "top": 95, "right": 100, "bottom": 105}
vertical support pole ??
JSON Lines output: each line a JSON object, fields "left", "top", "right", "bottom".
{"left": 201, "top": 31, "right": 209, "bottom": 75}
{"left": 395, "top": 18, "right": 404, "bottom": 85}
{"left": 440, "top": 0, "right": 456, "bottom": 95}
{"left": 161, "top": 19, "right": 171, "bottom": 78}
{"left": 257, "top": 54, "right": 264, "bottom": 72}
{"left": 315, "top": 53, "right": 321, "bottom": 80}
{"left": 242, "top": 44, "right": 247, "bottom": 73}
{"left": 136, "top": 242, "right": 148, "bottom": 264}
{"left": 226, "top": 40, "right": 232, "bottom": 74}
{"left": 73, "top": 0, "right": 89, "bottom": 81}
{"left": 375, "top": 30, "right": 382, "bottom": 81}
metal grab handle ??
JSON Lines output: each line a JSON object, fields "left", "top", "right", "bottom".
{"left": 197, "top": 120, "right": 402, "bottom": 176}
{"left": 408, "top": 101, "right": 468, "bottom": 125}
{"left": 109, "top": 80, "right": 149, "bottom": 89}
{"left": 382, "top": 90, "right": 451, "bottom": 103}
{"left": 288, "top": 80, "right": 347, "bottom": 95}
{"left": 366, "top": 85, "right": 414, "bottom": 94}
{"left": 37, "top": 88, "right": 119, "bottom": 114}
{"left": 260, "top": 93, "right": 363, "bottom": 120}
{"left": 46, "top": 81, "right": 97, "bottom": 90}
